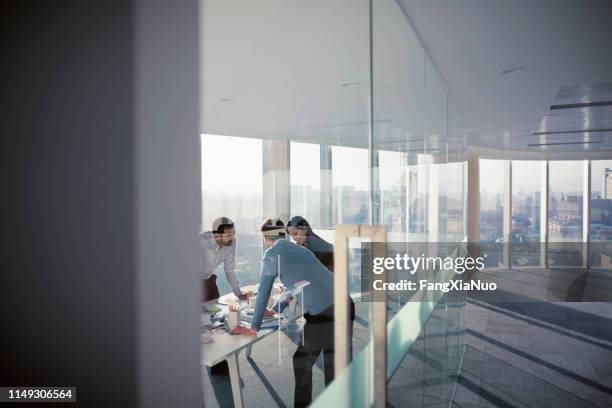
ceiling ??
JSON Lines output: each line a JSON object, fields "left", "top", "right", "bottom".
{"left": 201, "top": 0, "right": 612, "bottom": 157}
{"left": 399, "top": 0, "right": 612, "bottom": 154}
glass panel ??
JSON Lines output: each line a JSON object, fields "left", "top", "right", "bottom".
{"left": 332, "top": 146, "right": 369, "bottom": 225}
{"left": 479, "top": 159, "right": 506, "bottom": 267}
{"left": 290, "top": 141, "right": 321, "bottom": 229}
{"left": 548, "top": 160, "right": 584, "bottom": 266}
{"left": 369, "top": 0, "right": 466, "bottom": 405}
{"left": 201, "top": 134, "right": 263, "bottom": 294}
{"left": 379, "top": 150, "right": 403, "bottom": 235}
{"left": 590, "top": 160, "right": 612, "bottom": 268}
{"left": 511, "top": 160, "right": 542, "bottom": 266}
{"left": 437, "top": 161, "right": 465, "bottom": 242}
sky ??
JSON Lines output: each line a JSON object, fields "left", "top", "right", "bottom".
{"left": 202, "top": 134, "right": 611, "bottom": 196}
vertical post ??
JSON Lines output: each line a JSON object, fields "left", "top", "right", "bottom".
{"left": 503, "top": 160, "right": 512, "bottom": 268}
{"left": 364, "top": 225, "right": 388, "bottom": 408}
{"left": 333, "top": 225, "right": 359, "bottom": 374}
{"left": 372, "top": 151, "right": 381, "bottom": 225}
{"left": 427, "top": 160, "right": 439, "bottom": 242}
{"left": 262, "top": 139, "right": 291, "bottom": 222}
{"left": 367, "top": 0, "right": 375, "bottom": 227}
{"left": 583, "top": 160, "right": 591, "bottom": 268}
{"left": 466, "top": 149, "right": 480, "bottom": 245}
{"left": 400, "top": 152, "right": 408, "bottom": 235}
{"left": 540, "top": 161, "right": 549, "bottom": 268}
{"left": 320, "top": 145, "right": 333, "bottom": 229}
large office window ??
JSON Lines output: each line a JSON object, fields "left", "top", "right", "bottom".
{"left": 590, "top": 160, "right": 612, "bottom": 268}
{"left": 290, "top": 141, "right": 321, "bottom": 228}
{"left": 378, "top": 150, "right": 403, "bottom": 235}
{"left": 438, "top": 161, "right": 465, "bottom": 241}
{"left": 406, "top": 163, "right": 427, "bottom": 239}
{"left": 479, "top": 159, "right": 506, "bottom": 267}
{"left": 201, "top": 134, "right": 264, "bottom": 293}
{"left": 479, "top": 159, "right": 505, "bottom": 243}
{"left": 512, "top": 161, "right": 542, "bottom": 266}
{"left": 548, "top": 160, "right": 584, "bottom": 266}
{"left": 332, "top": 146, "right": 369, "bottom": 224}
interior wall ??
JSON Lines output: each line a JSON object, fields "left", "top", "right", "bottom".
{"left": 1, "top": 2, "right": 136, "bottom": 406}
{"left": 2, "top": 1, "right": 203, "bottom": 407}
{"left": 135, "top": 0, "right": 202, "bottom": 406}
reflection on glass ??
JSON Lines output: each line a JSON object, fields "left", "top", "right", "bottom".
{"left": 290, "top": 142, "right": 321, "bottom": 229}
{"left": 437, "top": 162, "right": 465, "bottom": 241}
{"left": 332, "top": 146, "right": 369, "bottom": 225}
{"left": 201, "top": 134, "right": 263, "bottom": 293}
{"left": 590, "top": 160, "right": 612, "bottom": 268}
{"left": 378, "top": 151, "right": 403, "bottom": 234}
{"left": 479, "top": 159, "right": 505, "bottom": 268}
{"left": 511, "top": 161, "right": 541, "bottom": 266}
{"left": 479, "top": 159, "right": 505, "bottom": 243}
{"left": 549, "top": 160, "right": 584, "bottom": 266}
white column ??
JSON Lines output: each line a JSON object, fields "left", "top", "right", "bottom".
{"left": 540, "top": 161, "right": 549, "bottom": 268}
{"left": 320, "top": 145, "right": 333, "bottom": 229}
{"left": 136, "top": 0, "right": 202, "bottom": 406}
{"left": 583, "top": 160, "right": 591, "bottom": 268}
{"left": 262, "top": 139, "right": 291, "bottom": 222}
{"left": 466, "top": 149, "right": 480, "bottom": 244}
{"left": 503, "top": 160, "right": 512, "bottom": 268}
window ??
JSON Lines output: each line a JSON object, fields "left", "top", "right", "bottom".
{"left": 290, "top": 142, "right": 321, "bottom": 228}
{"left": 201, "top": 134, "right": 263, "bottom": 293}
{"left": 590, "top": 160, "right": 612, "bottom": 268}
{"left": 437, "top": 161, "right": 465, "bottom": 241}
{"left": 548, "top": 160, "right": 584, "bottom": 266}
{"left": 479, "top": 159, "right": 506, "bottom": 267}
{"left": 511, "top": 161, "right": 542, "bottom": 266}
{"left": 378, "top": 150, "right": 403, "bottom": 235}
{"left": 332, "top": 146, "right": 369, "bottom": 225}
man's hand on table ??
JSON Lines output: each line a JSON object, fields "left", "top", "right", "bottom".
{"left": 231, "top": 326, "right": 257, "bottom": 336}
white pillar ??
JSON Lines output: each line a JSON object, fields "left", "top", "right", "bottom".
{"left": 583, "top": 160, "right": 591, "bottom": 268}
{"left": 262, "top": 139, "right": 291, "bottom": 222}
{"left": 503, "top": 160, "right": 512, "bottom": 268}
{"left": 466, "top": 149, "right": 480, "bottom": 244}
{"left": 540, "top": 161, "right": 549, "bottom": 268}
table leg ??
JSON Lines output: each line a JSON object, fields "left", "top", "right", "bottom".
{"left": 226, "top": 353, "right": 244, "bottom": 408}
{"left": 245, "top": 344, "right": 252, "bottom": 358}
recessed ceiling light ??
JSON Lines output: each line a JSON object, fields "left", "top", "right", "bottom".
{"left": 340, "top": 82, "right": 360, "bottom": 88}
{"left": 500, "top": 66, "right": 525, "bottom": 75}
{"left": 219, "top": 97, "right": 235, "bottom": 102}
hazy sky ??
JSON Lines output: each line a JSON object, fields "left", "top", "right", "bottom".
{"left": 202, "top": 134, "right": 611, "bottom": 196}
{"left": 201, "top": 134, "right": 262, "bottom": 194}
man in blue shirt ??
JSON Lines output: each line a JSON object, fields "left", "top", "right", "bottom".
{"left": 233, "top": 218, "right": 352, "bottom": 408}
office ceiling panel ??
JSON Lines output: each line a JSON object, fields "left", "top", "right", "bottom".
{"left": 399, "top": 0, "right": 612, "bottom": 155}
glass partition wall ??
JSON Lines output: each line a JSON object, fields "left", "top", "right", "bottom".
{"left": 201, "top": 0, "right": 467, "bottom": 407}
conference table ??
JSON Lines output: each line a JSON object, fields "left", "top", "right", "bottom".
{"left": 201, "top": 282, "right": 309, "bottom": 408}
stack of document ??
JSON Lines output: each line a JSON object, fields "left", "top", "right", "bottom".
{"left": 239, "top": 308, "right": 287, "bottom": 329}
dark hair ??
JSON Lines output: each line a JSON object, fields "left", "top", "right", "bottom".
{"left": 260, "top": 217, "right": 285, "bottom": 240}
{"left": 212, "top": 217, "right": 234, "bottom": 234}
{"left": 286, "top": 216, "right": 313, "bottom": 234}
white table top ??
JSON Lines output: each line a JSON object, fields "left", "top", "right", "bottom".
{"left": 201, "top": 283, "right": 308, "bottom": 366}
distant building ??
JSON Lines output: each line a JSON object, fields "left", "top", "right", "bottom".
{"left": 605, "top": 168, "right": 612, "bottom": 199}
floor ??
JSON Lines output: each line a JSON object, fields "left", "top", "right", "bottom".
{"left": 202, "top": 312, "right": 371, "bottom": 408}
{"left": 202, "top": 293, "right": 612, "bottom": 407}
{"left": 452, "top": 300, "right": 612, "bottom": 408}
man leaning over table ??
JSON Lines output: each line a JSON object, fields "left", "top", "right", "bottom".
{"left": 233, "top": 218, "right": 352, "bottom": 408}
{"left": 200, "top": 216, "right": 247, "bottom": 302}
{"left": 200, "top": 216, "right": 246, "bottom": 376}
